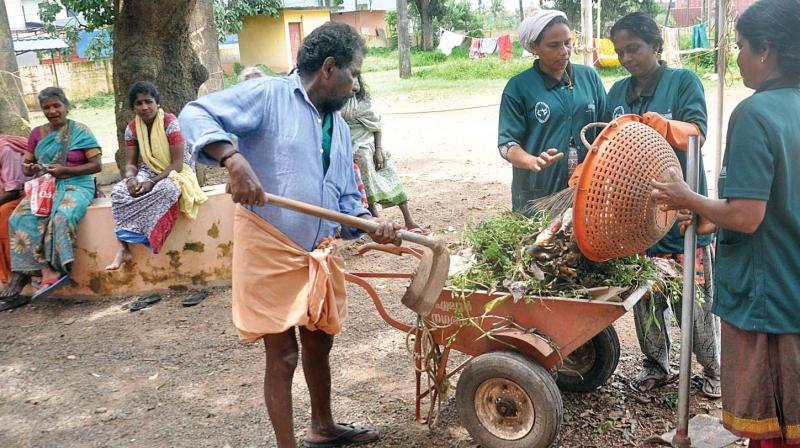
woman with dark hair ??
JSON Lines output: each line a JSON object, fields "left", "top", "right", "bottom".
{"left": 341, "top": 74, "right": 425, "bottom": 232}
{"left": 652, "top": 0, "right": 800, "bottom": 445}
{"left": 497, "top": 9, "right": 606, "bottom": 212}
{"left": 5, "top": 87, "right": 101, "bottom": 300}
{"left": 105, "top": 81, "right": 207, "bottom": 270}
{"left": 605, "top": 12, "right": 721, "bottom": 398}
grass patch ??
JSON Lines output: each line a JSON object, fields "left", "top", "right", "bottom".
{"left": 363, "top": 48, "right": 451, "bottom": 72}
{"left": 224, "top": 63, "right": 277, "bottom": 88}
{"left": 411, "top": 56, "right": 533, "bottom": 81}
{"left": 74, "top": 93, "right": 115, "bottom": 109}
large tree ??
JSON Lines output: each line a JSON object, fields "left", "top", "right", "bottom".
{"left": 410, "top": 0, "right": 446, "bottom": 50}
{"left": 550, "top": 0, "right": 663, "bottom": 35}
{"left": 0, "top": 1, "right": 30, "bottom": 136}
{"left": 191, "top": 0, "right": 224, "bottom": 97}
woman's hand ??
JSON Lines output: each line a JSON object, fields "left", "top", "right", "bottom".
{"left": 126, "top": 177, "right": 139, "bottom": 196}
{"left": 23, "top": 162, "right": 43, "bottom": 176}
{"left": 373, "top": 147, "right": 385, "bottom": 170}
{"left": 527, "top": 148, "right": 564, "bottom": 172}
{"left": 367, "top": 217, "right": 402, "bottom": 245}
{"left": 134, "top": 179, "right": 155, "bottom": 197}
{"left": 44, "top": 164, "right": 70, "bottom": 179}
{"left": 651, "top": 168, "right": 692, "bottom": 211}
{"left": 676, "top": 210, "right": 717, "bottom": 235}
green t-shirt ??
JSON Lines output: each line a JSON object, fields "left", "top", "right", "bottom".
{"left": 604, "top": 67, "right": 712, "bottom": 254}
{"left": 498, "top": 61, "right": 607, "bottom": 213}
{"left": 713, "top": 81, "right": 800, "bottom": 334}
{"left": 321, "top": 112, "right": 333, "bottom": 174}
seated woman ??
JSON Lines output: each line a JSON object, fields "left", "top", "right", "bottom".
{"left": 106, "top": 81, "right": 207, "bottom": 270}
{"left": 6, "top": 87, "right": 102, "bottom": 300}
{"left": 341, "top": 75, "right": 425, "bottom": 232}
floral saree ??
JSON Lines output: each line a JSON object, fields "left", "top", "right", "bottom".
{"left": 10, "top": 120, "right": 99, "bottom": 274}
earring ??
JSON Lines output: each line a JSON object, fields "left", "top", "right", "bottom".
{"left": 761, "top": 56, "right": 766, "bottom": 63}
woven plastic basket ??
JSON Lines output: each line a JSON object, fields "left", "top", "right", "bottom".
{"left": 573, "top": 116, "right": 682, "bottom": 262}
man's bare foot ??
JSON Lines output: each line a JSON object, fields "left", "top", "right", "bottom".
{"left": 0, "top": 274, "right": 29, "bottom": 298}
{"left": 105, "top": 248, "right": 133, "bottom": 271}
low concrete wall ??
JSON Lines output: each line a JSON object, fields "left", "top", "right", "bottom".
{"left": 54, "top": 184, "right": 234, "bottom": 298}
{"left": 20, "top": 60, "right": 114, "bottom": 110}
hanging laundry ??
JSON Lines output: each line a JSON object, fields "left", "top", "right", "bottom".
{"left": 691, "top": 23, "right": 710, "bottom": 49}
{"left": 437, "top": 30, "right": 465, "bottom": 56}
{"left": 661, "top": 26, "right": 683, "bottom": 68}
{"left": 479, "top": 37, "right": 498, "bottom": 55}
{"left": 469, "top": 38, "right": 482, "bottom": 59}
{"left": 498, "top": 34, "right": 513, "bottom": 60}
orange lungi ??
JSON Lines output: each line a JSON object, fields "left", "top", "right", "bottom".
{"left": 0, "top": 197, "right": 21, "bottom": 283}
{"left": 231, "top": 206, "right": 348, "bottom": 342}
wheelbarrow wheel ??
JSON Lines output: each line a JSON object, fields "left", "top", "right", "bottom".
{"left": 555, "top": 325, "right": 620, "bottom": 393}
{"left": 456, "top": 351, "right": 563, "bottom": 448}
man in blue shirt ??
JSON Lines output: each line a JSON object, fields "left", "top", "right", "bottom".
{"left": 180, "top": 23, "right": 397, "bottom": 448}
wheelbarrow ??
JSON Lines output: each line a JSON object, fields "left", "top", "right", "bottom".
{"left": 346, "top": 243, "right": 651, "bottom": 448}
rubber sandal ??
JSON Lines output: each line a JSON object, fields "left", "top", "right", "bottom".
{"left": 701, "top": 375, "right": 722, "bottom": 399}
{"left": 0, "top": 295, "right": 31, "bottom": 311}
{"left": 32, "top": 275, "right": 71, "bottom": 301}
{"left": 303, "top": 423, "right": 379, "bottom": 448}
{"left": 181, "top": 290, "right": 209, "bottom": 307}
{"left": 630, "top": 368, "right": 671, "bottom": 393}
{"left": 126, "top": 293, "right": 161, "bottom": 311}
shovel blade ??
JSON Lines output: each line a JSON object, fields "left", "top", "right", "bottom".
{"left": 401, "top": 245, "right": 449, "bottom": 316}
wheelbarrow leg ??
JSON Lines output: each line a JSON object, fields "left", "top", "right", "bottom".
{"left": 414, "top": 330, "right": 423, "bottom": 423}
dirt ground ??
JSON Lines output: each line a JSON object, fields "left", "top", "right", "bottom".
{"left": 1, "top": 83, "right": 753, "bottom": 448}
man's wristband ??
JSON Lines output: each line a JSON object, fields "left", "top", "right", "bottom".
{"left": 219, "top": 150, "right": 240, "bottom": 167}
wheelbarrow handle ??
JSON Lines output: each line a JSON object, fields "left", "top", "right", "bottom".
{"left": 263, "top": 193, "right": 441, "bottom": 249}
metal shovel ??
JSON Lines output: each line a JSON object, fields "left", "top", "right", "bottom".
{"left": 263, "top": 192, "right": 449, "bottom": 316}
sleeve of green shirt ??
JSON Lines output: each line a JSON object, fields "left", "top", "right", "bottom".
{"left": 498, "top": 81, "right": 527, "bottom": 147}
{"left": 720, "top": 105, "right": 774, "bottom": 200}
{"left": 676, "top": 71, "right": 708, "bottom": 137}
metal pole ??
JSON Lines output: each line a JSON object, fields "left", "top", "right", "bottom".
{"left": 714, "top": 0, "right": 728, "bottom": 192}
{"left": 582, "top": 0, "right": 592, "bottom": 66}
{"left": 672, "top": 134, "right": 700, "bottom": 448}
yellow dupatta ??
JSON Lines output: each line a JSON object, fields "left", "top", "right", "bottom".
{"left": 135, "top": 109, "right": 207, "bottom": 219}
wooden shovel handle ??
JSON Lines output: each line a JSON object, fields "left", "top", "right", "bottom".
{"left": 264, "top": 193, "right": 441, "bottom": 249}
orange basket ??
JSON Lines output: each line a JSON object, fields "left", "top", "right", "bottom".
{"left": 573, "top": 115, "right": 681, "bottom": 262}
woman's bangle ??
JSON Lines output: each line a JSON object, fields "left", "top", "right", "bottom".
{"left": 219, "top": 150, "right": 240, "bottom": 167}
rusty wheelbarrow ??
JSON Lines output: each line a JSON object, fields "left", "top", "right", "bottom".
{"left": 346, "top": 243, "right": 651, "bottom": 448}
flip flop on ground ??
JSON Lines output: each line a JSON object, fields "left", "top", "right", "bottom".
{"left": 0, "top": 295, "right": 31, "bottom": 312}
{"left": 181, "top": 290, "right": 209, "bottom": 307}
{"left": 32, "top": 275, "right": 71, "bottom": 301}
{"left": 630, "top": 367, "right": 673, "bottom": 393}
{"left": 126, "top": 293, "right": 162, "bottom": 311}
{"left": 303, "top": 423, "right": 379, "bottom": 448}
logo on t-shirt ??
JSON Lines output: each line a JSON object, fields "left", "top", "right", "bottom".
{"left": 535, "top": 102, "right": 551, "bottom": 123}
{"left": 613, "top": 105, "right": 625, "bottom": 119}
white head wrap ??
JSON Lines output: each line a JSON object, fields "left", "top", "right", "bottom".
{"left": 518, "top": 10, "right": 568, "bottom": 51}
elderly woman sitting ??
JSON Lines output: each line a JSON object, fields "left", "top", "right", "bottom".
{"left": 105, "top": 81, "right": 207, "bottom": 270}
{"left": 4, "top": 87, "right": 102, "bottom": 301}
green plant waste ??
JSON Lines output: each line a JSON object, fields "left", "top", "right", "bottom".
{"left": 447, "top": 210, "right": 682, "bottom": 302}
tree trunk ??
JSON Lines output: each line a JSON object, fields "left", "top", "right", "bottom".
{"left": 420, "top": 0, "right": 433, "bottom": 51}
{"left": 113, "top": 0, "right": 208, "bottom": 173}
{"left": 397, "top": 0, "right": 411, "bottom": 78}
{"left": 0, "top": 1, "right": 30, "bottom": 137}
{"left": 190, "top": 0, "right": 224, "bottom": 97}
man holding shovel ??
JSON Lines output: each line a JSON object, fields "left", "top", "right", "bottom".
{"left": 180, "top": 23, "right": 399, "bottom": 448}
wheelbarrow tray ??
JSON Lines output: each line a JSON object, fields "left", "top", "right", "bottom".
{"left": 426, "top": 285, "right": 649, "bottom": 370}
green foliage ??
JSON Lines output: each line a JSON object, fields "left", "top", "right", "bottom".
{"left": 223, "top": 62, "right": 276, "bottom": 87}
{"left": 213, "top": 0, "right": 282, "bottom": 41}
{"left": 548, "top": 0, "right": 663, "bottom": 36}
{"left": 38, "top": 0, "right": 115, "bottom": 30}
{"left": 363, "top": 48, "right": 450, "bottom": 72}
{"left": 73, "top": 92, "right": 115, "bottom": 109}
{"left": 441, "top": 0, "right": 484, "bottom": 38}
{"left": 411, "top": 56, "right": 532, "bottom": 80}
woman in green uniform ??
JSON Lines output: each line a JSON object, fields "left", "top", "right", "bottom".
{"left": 652, "top": 0, "right": 800, "bottom": 444}
{"left": 605, "top": 12, "right": 721, "bottom": 398}
{"left": 497, "top": 9, "right": 606, "bottom": 213}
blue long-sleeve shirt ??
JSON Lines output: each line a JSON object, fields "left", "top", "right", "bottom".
{"left": 179, "top": 73, "right": 369, "bottom": 251}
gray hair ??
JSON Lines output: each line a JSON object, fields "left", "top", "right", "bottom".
{"left": 38, "top": 86, "right": 70, "bottom": 108}
{"left": 238, "top": 66, "right": 266, "bottom": 82}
